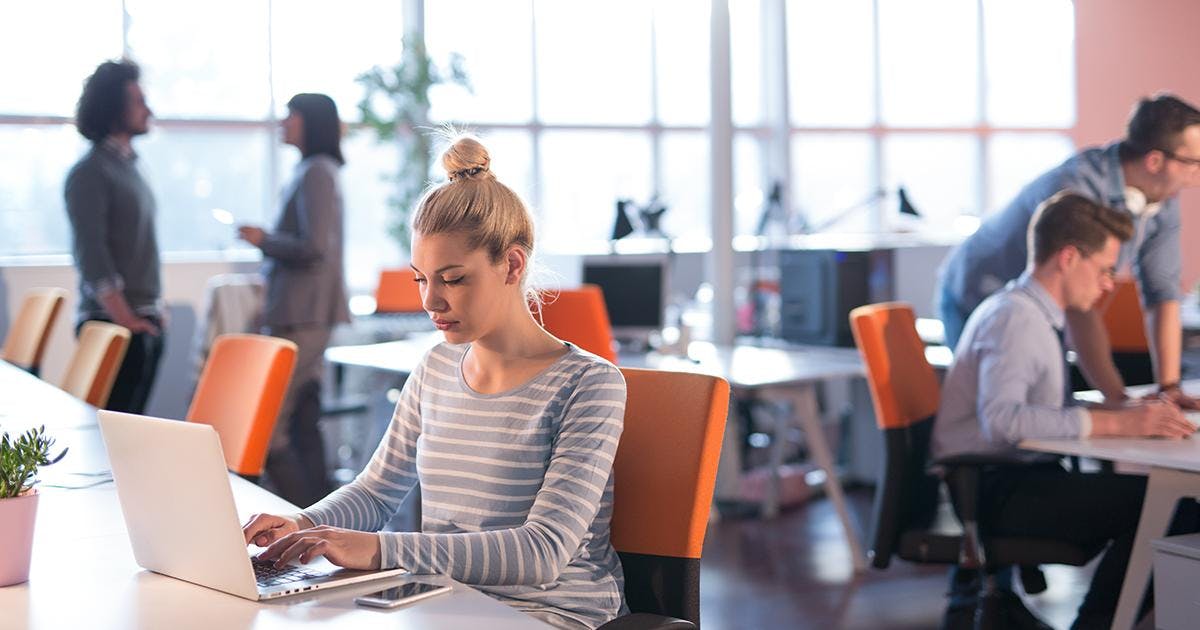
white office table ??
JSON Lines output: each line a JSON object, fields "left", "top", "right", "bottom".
{"left": 326, "top": 334, "right": 870, "bottom": 572}
{"left": 1021, "top": 379, "right": 1200, "bottom": 630}
{"left": 0, "top": 359, "right": 549, "bottom": 630}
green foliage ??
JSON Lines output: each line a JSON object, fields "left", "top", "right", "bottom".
{"left": 356, "top": 34, "right": 470, "bottom": 253}
{"left": 0, "top": 426, "right": 67, "bottom": 499}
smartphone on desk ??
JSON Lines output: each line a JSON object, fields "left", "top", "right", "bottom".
{"left": 354, "top": 580, "right": 452, "bottom": 608}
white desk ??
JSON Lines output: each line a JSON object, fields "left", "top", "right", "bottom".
{"left": 0, "top": 359, "right": 97, "bottom": 433}
{"left": 0, "top": 360, "right": 549, "bottom": 629}
{"left": 326, "top": 335, "right": 870, "bottom": 572}
{"left": 1021, "top": 379, "right": 1200, "bottom": 630}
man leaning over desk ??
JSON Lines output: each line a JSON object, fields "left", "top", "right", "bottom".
{"left": 932, "top": 191, "right": 1195, "bottom": 630}
{"left": 935, "top": 94, "right": 1200, "bottom": 409}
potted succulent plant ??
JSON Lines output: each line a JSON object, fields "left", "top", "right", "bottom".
{"left": 0, "top": 426, "right": 66, "bottom": 586}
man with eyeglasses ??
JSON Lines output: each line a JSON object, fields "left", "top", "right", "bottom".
{"left": 932, "top": 191, "right": 1196, "bottom": 630}
{"left": 933, "top": 93, "right": 1200, "bottom": 627}
{"left": 937, "top": 94, "right": 1200, "bottom": 407}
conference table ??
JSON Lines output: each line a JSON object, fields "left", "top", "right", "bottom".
{"left": 0, "top": 360, "right": 549, "bottom": 629}
{"left": 1021, "top": 379, "right": 1200, "bottom": 630}
{"left": 326, "top": 332, "right": 871, "bottom": 572}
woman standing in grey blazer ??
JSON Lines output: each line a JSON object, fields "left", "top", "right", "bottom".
{"left": 238, "top": 93, "right": 351, "bottom": 506}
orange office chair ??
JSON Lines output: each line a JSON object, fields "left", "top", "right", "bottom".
{"left": 849, "top": 302, "right": 958, "bottom": 568}
{"left": 850, "top": 303, "right": 1097, "bottom": 626}
{"left": 1100, "top": 278, "right": 1149, "bottom": 352}
{"left": 58, "top": 321, "right": 131, "bottom": 407}
{"left": 2, "top": 287, "right": 68, "bottom": 376}
{"left": 374, "top": 268, "right": 424, "bottom": 313}
{"left": 538, "top": 285, "right": 619, "bottom": 364}
{"left": 599, "top": 368, "right": 730, "bottom": 630}
{"left": 1096, "top": 278, "right": 1155, "bottom": 387}
{"left": 186, "top": 334, "right": 297, "bottom": 477}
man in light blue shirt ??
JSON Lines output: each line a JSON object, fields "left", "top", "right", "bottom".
{"left": 936, "top": 95, "right": 1200, "bottom": 409}
{"left": 933, "top": 192, "right": 1195, "bottom": 630}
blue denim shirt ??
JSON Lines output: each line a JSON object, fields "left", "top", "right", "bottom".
{"left": 937, "top": 142, "right": 1182, "bottom": 317}
{"left": 932, "top": 273, "right": 1090, "bottom": 463}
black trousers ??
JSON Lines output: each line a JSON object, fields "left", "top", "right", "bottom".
{"left": 263, "top": 379, "right": 331, "bottom": 507}
{"left": 80, "top": 317, "right": 165, "bottom": 414}
{"left": 978, "top": 464, "right": 1173, "bottom": 628}
{"left": 260, "top": 324, "right": 333, "bottom": 508}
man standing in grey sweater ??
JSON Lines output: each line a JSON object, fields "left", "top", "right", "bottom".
{"left": 64, "top": 59, "right": 163, "bottom": 414}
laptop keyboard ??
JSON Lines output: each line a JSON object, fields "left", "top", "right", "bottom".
{"left": 252, "top": 557, "right": 324, "bottom": 587}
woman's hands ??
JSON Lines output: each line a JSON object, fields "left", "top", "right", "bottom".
{"left": 243, "top": 513, "right": 311, "bottom": 547}
{"left": 243, "top": 513, "right": 381, "bottom": 571}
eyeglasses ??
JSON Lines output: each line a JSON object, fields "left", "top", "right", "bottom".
{"left": 1072, "top": 246, "right": 1118, "bottom": 280}
{"left": 1160, "top": 148, "right": 1200, "bottom": 167}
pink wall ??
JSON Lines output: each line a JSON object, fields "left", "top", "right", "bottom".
{"left": 1075, "top": 0, "right": 1200, "bottom": 291}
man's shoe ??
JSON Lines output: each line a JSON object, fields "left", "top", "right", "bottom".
{"left": 942, "top": 591, "right": 1053, "bottom": 630}
{"left": 998, "top": 590, "right": 1053, "bottom": 630}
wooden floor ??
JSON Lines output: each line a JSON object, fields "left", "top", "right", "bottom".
{"left": 697, "top": 487, "right": 1099, "bottom": 630}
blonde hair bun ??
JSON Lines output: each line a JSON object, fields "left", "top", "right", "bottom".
{"left": 443, "top": 135, "right": 494, "bottom": 182}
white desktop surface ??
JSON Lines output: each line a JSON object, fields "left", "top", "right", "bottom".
{"left": 0, "top": 360, "right": 549, "bottom": 630}
{"left": 624, "top": 341, "right": 864, "bottom": 388}
{"left": 1020, "top": 434, "right": 1200, "bottom": 474}
{"left": 324, "top": 332, "right": 866, "bottom": 389}
{"left": 323, "top": 333, "right": 442, "bottom": 376}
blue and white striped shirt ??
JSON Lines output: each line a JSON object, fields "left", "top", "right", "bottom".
{"left": 302, "top": 342, "right": 628, "bottom": 629}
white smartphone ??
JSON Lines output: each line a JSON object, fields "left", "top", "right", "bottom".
{"left": 354, "top": 581, "right": 452, "bottom": 609}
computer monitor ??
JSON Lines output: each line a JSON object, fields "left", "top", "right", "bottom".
{"left": 581, "top": 255, "right": 669, "bottom": 346}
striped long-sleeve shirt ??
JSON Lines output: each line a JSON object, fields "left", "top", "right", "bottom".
{"left": 301, "top": 341, "right": 628, "bottom": 629}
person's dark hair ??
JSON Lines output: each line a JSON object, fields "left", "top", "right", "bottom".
{"left": 287, "top": 93, "right": 344, "bottom": 166}
{"left": 1119, "top": 93, "right": 1200, "bottom": 160}
{"left": 75, "top": 59, "right": 141, "bottom": 142}
{"left": 1029, "top": 191, "right": 1134, "bottom": 265}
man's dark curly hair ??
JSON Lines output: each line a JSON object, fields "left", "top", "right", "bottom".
{"left": 75, "top": 59, "right": 141, "bottom": 142}
{"left": 1119, "top": 93, "right": 1200, "bottom": 160}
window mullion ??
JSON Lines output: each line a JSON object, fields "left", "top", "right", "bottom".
{"left": 870, "top": 0, "right": 884, "bottom": 231}
{"left": 763, "top": 0, "right": 792, "bottom": 232}
{"left": 976, "top": 0, "right": 988, "bottom": 217}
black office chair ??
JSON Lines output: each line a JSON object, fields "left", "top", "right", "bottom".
{"left": 851, "top": 303, "right": 1101, "bottom": 629}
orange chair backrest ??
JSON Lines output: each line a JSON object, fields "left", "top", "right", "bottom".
{"left": 186, "top": 334, "right": 297, "bottom": 476}
{"left": 374, "top": 268, "right": 424, "bottom": 313}
{"left": 60, "top": 321, "right": 131, "bottom": 407}
{"left": 2, "top": 287, "right": 68, "bottom": 371}
{"left": 538, "top": 285, "right": 618, "bottom": 364}
{"left": 850, "top": 302, "right": 941, "bottom": 430}
{"left": 611, "top": 368, "right": 730, "bottom": 559}
{"left": 1100, "top": 278, "right": 1149, "bottom": 352}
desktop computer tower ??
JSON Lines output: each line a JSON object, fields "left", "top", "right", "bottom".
{"left": 778, "top": 249, "right": 894, "bottom": 347}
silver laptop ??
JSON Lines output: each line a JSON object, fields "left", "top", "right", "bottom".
{"left": 97, "top": 410, "right": 407, "bottom": 600}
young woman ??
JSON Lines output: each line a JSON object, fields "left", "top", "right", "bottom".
{"left": 237, "top": 92, "right": 351, "bottom": 507}
{"left": 243, "top": 136, "right": 627, "bottom": 629}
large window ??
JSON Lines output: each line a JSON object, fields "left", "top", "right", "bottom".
{"left": 1, "top": 0, "right": 1078, "bottom": 273}
{"left": 0, "top": 0, "right": 405, "bottom": 290}
{"left": 426, "top": 0, "right": 713, "bottom": 251}
{"left": 732, "top": 0, "right": 1076, "bottom": 236}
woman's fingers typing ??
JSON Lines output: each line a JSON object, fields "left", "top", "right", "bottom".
{"left": 242, "top": 513, "right": 299, "bottom": 546}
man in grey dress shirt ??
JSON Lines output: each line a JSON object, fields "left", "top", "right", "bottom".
{"left": 936, "top": 95, "right": 1200, "bottom": 410}
{"left": 933, "top": 192, "right": 1195, "bottom": 630}
{"left": 63, "top": 60, "right": 163, "bottom": 414}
